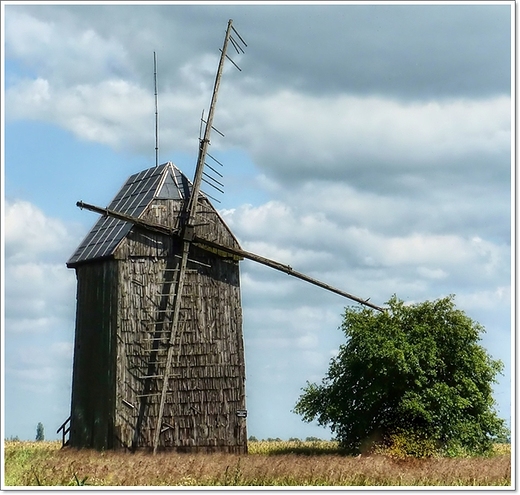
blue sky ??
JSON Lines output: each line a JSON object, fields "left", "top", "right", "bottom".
{"left": 2, "top": 1, "right": 513, "bottom": 442}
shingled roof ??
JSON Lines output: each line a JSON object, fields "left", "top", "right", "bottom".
{"left": 67, "top": 162, "right": 192, "bottom": 267}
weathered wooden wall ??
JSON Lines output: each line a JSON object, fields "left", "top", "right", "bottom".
{"left": 69, "top": 260, "right": 118, "bottom": 450}
{"left": 113, "top": 250, "right": 246, "bottom": 452}
{"left": 116, "top": 197, "right": 246, "bottom": 452}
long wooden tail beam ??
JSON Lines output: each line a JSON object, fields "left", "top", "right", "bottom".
{"left": 76, "top": 200, "right": 385, "bottom": 312}
{"left": 193, "top": 237, "right": 385, "bottom": 312}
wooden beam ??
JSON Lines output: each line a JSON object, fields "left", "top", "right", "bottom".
{"left": 76, "top": 201, "right": 178, "bottom": 237}
{"left": 77, "top": 200, "right": 385, "bottom": 312}
{"left": 193, "top": 237, "right": 385, "bottom": 312}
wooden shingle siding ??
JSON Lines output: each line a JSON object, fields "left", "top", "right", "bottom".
{"left": 112, "top": 213, "right": 246, "bottom": 452}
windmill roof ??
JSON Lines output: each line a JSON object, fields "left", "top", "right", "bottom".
{"left": 67, "top": 162, "right": 192, "bottom": 266}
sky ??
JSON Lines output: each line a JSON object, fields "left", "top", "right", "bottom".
{"left": 2, "top": 1, "right": 514, "bottom": 442}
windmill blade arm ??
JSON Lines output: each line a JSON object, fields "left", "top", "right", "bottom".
{"left": 193, "top": 236, "right": 385, "bottom": 312}
{"left": 76, "top": 201, "right": 180, "bottom": 237}
{"left": 75, "top": 200, "right": 384, "bottom": 311}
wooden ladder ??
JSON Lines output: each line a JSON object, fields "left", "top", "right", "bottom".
{"left": 131, "top": 261, "right": 191, "bottom": 451}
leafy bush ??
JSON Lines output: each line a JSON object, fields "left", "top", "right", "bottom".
{"left": 294, "top": 296, "right": 509, "bottom": 456}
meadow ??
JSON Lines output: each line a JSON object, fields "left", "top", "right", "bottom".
{"left": 3, "top": 440, "right": 511, "bottom": 487}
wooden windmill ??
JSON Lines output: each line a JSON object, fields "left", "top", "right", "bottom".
{"left": 63, "top": 20, "right": 384, "bottom": 454}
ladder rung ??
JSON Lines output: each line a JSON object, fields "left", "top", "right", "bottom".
{"left": 140, "top": 374, "right": 180, "bottom": 379}
{"left": 133, "top": 340, "right": 170, "bottom": 345}
{"left": 155, "top": 309, "right": 191, "bottom": 313}
{"left": 134, "top": 343, "right": 178, "bottom": 349}
{"left": 137, "top": 391, "right": 175, "bottom": 398}
{"left": 162, "top": 268, "right": 198, "bottom": 272}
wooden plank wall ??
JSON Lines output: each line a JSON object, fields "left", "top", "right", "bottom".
{"left": 69, "top": 261, "right": 118, "bottom": 450}
{"left": 113, "top": 197, "right": 247, "bottom": 452}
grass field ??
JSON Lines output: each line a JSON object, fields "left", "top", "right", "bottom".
{"left": 3, "top": 440, "right": 511, "bottom": 487}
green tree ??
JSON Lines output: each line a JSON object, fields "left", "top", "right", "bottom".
{"left": 36, "top": 422, "right": 44, "bottom": 441}
{"left": 294, "top": 295, "right": 508, "bottom": 456}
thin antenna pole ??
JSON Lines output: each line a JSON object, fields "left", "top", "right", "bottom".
{"left": 154, "top": 51, "right": 159, "bottom": 167}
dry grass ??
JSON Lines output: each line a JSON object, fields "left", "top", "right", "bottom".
{"left": 3, "top": 440, "right": 511, "bottom": 487}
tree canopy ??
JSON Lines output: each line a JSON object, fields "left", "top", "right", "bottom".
{"left": 294, "top": 295, "right": 508, "bottom": 456}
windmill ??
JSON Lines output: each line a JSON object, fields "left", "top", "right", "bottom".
{"left": 63, "top": 19, "right": 384, "bottom": 454}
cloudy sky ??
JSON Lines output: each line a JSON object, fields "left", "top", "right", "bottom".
{"left": 3, "top": 2, "right": 513, "bottom": 442}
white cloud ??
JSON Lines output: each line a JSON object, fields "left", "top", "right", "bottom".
{"left": 240, "top": 271, "right": 295, "bottom": 298}
{"left": 18, "top": 342, "right": 73, "bottom": 368}
{"left": 223, "top": 89, "right": 510, "bottom": 176}
{"left": 12, "top": 77, "right": 51, "bottom": 106}
{"left": 225, "top": 197, "right": 510, "bottom": 286}
{"left": 179, "top": 53, "right": 221, "bottom": 95}
{"left": 5, "top": 200, "right": 76, "bottom": 262}
{"left": 6, "top": 78, "right": 155, "bottom": 149}
{"left": 3, "top": 201, "right": 77, "bottom": 437}
{"left": 5, "top": 11, "right": 54, "bottom": 58}
{"left": 220, "top": 184, "right": 510, "bottom": 367}
{"left": 297, "top": 334, "right": 319, "bottom": 350}
{"left": 456, "top": 286, "right": 511, "bottom": 312}
{"left": 7, "top": 316, "right": 70, "bottom": 335}
{"left": 9, "top": 81, "right": 510, "bottom": 181}
{"left": 5, "top": 201, "right": 78, "bottom": 333}
{"left": 6, "top": 12, "right": 511, "bottom": 178}
{"left": 5, "top": 261, "right": 75, "bottom": 329}
{"left": 373, "top": 233, "right": 492, "bottom": 268}
{"left": 5, "top": 10, "right": 132, "bottom": 85}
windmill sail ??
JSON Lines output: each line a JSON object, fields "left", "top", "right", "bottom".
{"left": 187, "top": 19, "right": 244, "bottom": 224}
{"left": 76, "top": 200, "right": 385, "bottom": 312}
